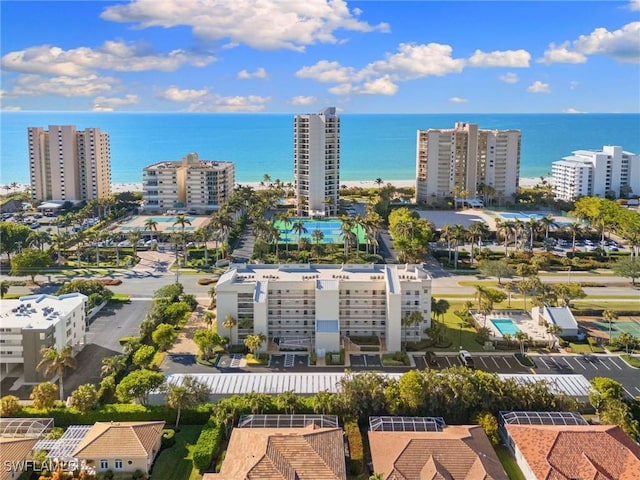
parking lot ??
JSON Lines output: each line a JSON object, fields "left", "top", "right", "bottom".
{"left": 349, "top": 354, "right": 382, "bottom": 368}
{"left": 413, "top": 353, "right": 529, "bottom": 373}
{"left": 270, "top": 354, "right": 309, "bottom": 369}
{"left": 215, "top": 354, "right": 244, "bottom": 369}
{"left": 533, "top": 354, "right": 640, "bottom": 397}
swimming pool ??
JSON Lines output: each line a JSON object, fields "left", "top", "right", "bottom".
{"left": 272, "top": 218, "right": 366, "bottom": 244}
{"left": 490, "top": 318, "right": 521, "bottom": 336}
{"left": 498, "top": 212, "right": 547, "bottom": 221}
{"left": 123, "top": 216, "right": 197, "bottom": 224}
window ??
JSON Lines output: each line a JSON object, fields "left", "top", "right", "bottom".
{"left": 100, "top": 460, "right": 108, "bottom": 469}
{"left": 115, "top": 459, "right": 123, "bottom": 469}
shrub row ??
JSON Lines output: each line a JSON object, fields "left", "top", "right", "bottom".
{"left": 17, "top": 404, "right": 213, "bottom": 427}
{"left": 161, "top": 429, "right": 175, "bottom": 448}
{"left": 344, "top": 420, "right": 364, "bottom": 476}
{"left": 193, "top": 419, "right": 225, "bottom": 471}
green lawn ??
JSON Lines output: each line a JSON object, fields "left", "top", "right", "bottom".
{"left": 621, "top": 354, "right": 640, "bottom": 368}
{"left": 494, "top": 445, "right": 526, "bottom": 480}
{"left": 151, "top": 425, "right": 203, "bottom": 480}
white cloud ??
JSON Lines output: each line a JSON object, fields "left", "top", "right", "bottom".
{"left": 539, "top": 22, "right": 640, "bottom": 64}
{"left": 186, "top": 95, "right": 271, "bottom": 112}
{"left": 290, "top": 96, "right": 318, "bottom": 105}
{"left": 449, "top": 97, "right": 468, "bottom": 103}
{"left": 467, "top": 49, "right": 531, "bottom": 67}
{"left": 629, "top": 0, "right": 640, "bottom": 11}
{"left": 1, "top": 41, "right": 216, "bottom": 76}
{"left": 499, "top": 72, "right": 519, "bottom": 84}
{"left": 10, "top": 74, "right": 117, "bottom": 97}
{"left": 539, "top": 43, "right": 587, "bottom": 64}
{"left": 92, "top": 94, "right": 139, "bottom": 111}
{"left": 296, "top": 60, "right": 358, "bottom": 83}
{"left": 299, "top": 42, "right": 464, "bottom": 97}
{"left": 101, "top": 0, "right": 389, "bottom": 52}
{"left": 2, "top": 105, "right": 22, "bottom": 111}
{"left": 527, "top": 81, "right": 551, "bottom": 93}
{"left": 569, "top": 81, "right": 579, "bottom": 90}
{"left": 157, "top": 86, "right": 210, "bottom": 103}
{"left": 237, "top": 67, "right": 268, "bottom": 79}
{"left": 563, "top": 108, "right": 586, "bottom": 113}
{"left": 364, "top": 43, "right": 465, "bottom": 80}
{"left": 356, "top": 76, "right": 397, "bottom": 95}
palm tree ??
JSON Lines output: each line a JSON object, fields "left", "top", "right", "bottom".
{"left": 291, "top": 219, "right": 308, "bottom": 249}
{"left": 0, "top": 281, "right": 10, "bottom": 299}
{"left": 128, "top": 230, "right": 142, "bottom": 258}
{"left": 144, "top": 218, "right": 158, "bottom": 242}
{"left": 374, "top": 178, "right": 383, "bottom": 190}
{"left": 244, "top": 333, "right": 266, "bottom": 356}
{"left": 173, "top": 214, "right": 192, "bottom": 263}
{"left": 566, "top": 222, "right": 584, "bottom": 252}
{"left": 603, "top": 309, "right": 619, "bottom": 341}
{"left": 544, "top": 321, "right": 562, "bottom": 349}
{"left": 100, "top": 354, "right": 128, "bottom": 378}
{"left": 467, "top": 222, "right": 489, "bottom": 264}
{"left": 451, "top": 224, "right": 466, "bottom": 269}
{"left": 339, "top": 215, "right": 356, "bottom": 260}
{"left": 495, "top": 219, "right": 515, "bottom": 256}
{"left": 311, "top": 228, "right": 324, "bottom": 261}
{"left": 36, "top": 346, "right": 76, "bottom": 401}
{"left": 276, "top": 210, "right": 292, "bottom": 254}
{"left": 27, "top": 230, "right": 51, "bottom": 251}
{"left": 223, "top": 314, "right": 237, "bottom": 345}
{"left": 539, "top": 214, "right": 557, "bottom": 241}
{"left": 440, "top": 224, "right": 454, "bottom": 264}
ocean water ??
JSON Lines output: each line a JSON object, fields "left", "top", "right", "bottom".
{"left": 1, "top": 112, "right": 638, "bottom": 185}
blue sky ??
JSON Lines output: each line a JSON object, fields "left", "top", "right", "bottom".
{"left": 1, "top": 0, "right": 639, "bottom": 113}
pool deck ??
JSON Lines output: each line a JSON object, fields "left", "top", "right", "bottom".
{"left": 111, "top": 214, "right": 212, "bottom": 234}
{"left": 474, "top": 310, "right": 548, "bottom": 342}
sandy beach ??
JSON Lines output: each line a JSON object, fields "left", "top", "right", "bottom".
{"left": 110, "top": 177, "right": 551, "bottom": 194}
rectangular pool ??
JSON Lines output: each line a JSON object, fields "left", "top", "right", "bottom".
{"left": 490, "top": 318, "right": 521, "bottom": 336}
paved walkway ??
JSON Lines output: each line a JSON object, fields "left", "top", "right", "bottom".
{"left": 230, "top": 226, "right": 255, "bottom": 263}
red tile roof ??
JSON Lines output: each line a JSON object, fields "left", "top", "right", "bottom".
{"left": 506, "top": 424, "right": 640, "bottom": 480}
{"left": 368, "top": 425, "right": 509, "bottom": 480}
{"left": 204, "top": 424, "right": 347, "bottom": 480}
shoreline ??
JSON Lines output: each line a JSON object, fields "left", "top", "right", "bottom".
{"left": 1, "top": 177, "right": 552, "bottom": 195}
{"left": 110, "top": 177, "right": 550, "bottom": 193}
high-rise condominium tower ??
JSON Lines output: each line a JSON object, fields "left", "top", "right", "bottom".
{"left": 28, "top": 125, "right": 111, "bottom": 202}
{"left": 552, "top": 145, "right": 640, "bottom": 201}
{"left": 415, "top": 122, "right": 521, "bottom": 205}
{"left": 294, "top": 107, "right": 340, "bottom": 216}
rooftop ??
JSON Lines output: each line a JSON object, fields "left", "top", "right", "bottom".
{"left": 72, "top": 421, "right": 165, "bottom": 458}
{"left": 369, "top": 424, "right": 509, "bottom": 480}
{"left": 0, "top": 293, "right": 87, "bottom": 329}
{"left": 506, "top": 423, "right": 640, "bottom": 480}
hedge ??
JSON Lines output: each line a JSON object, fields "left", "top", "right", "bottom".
{"left": 193, "top": 419, "right": 225, "bottom": 471}
{"left": 16, "top": 403, "right": 213, "bottom": 427}
{"left": 345, "top": 420, "right": 364, "bottom": 476}
{"left": 161, "top": 429, "right": 176, "bottom": 448}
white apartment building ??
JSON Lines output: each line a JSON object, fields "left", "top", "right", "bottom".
{"left": 552, "top": 145, "right": 640, "bottom": 201}
{"left": 28, "top": 125, "right": 111, "bottom": 203}
{"left": 143, "top": 153, "right": 235, "bottom": 213}
{"left": 215, "top": 263, "right": 432, "bottom": 353}
{"left": 415, "top": 122, "right": 521, "bottom": 204}
{"left": 0, "top": 293, "right": 87, "bottom": 383}
{"left": 294, "top": 107, "right": 340, "bottom": 217}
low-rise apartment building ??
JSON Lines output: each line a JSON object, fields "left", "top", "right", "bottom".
{"left": 215, "top": 263, "right": 432, "bottom": 353}
{"left": 142, "top": 152, "right": 234, "bottom": 213}
{"left": 552, "top": 145, "right": 640, "bottom": 201}
{"left": 0, "top": 293, "right": 87, "bottom": 383}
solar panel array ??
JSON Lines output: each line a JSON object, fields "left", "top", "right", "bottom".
{"left": 500, "top": 411, "right": 588, "bottom": 426}
{"left": 238, "top": 414, "right": 339, "bottom": 429}
{"left": 369, "top": 416, "right": 446, "bottom": 432}
{"left": 34, "top": 425, "right": 92, "bottom": 459}
{"left": 0, "top": 418, "right": 53, "bottom": 438}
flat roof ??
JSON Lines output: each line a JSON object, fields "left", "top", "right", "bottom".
{"left": 164, "top": 373, "right": 593, "bottom": 398}
{"left": 0, "top": 293, "right": 87, "bottom": 329}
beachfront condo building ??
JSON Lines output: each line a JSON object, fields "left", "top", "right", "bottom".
{"left": 28, "top": 125, "right": 111, "bottom": 203}
{"left": 0, "top": 293, "right": 87, "bottom": 384}
{"left": 294, "top": 107, "right": 340, "bottom": 217}
{"left": 552, "top": 145, "right": 640, "bottom": 201}
{"left": 215, "top": 263, "right": 432, "bottom": 353}
{"left": 142, "top": 153, "right": 235, "bottom": 214}
{"left": 415, "top": 122, "right": 521, "bottom": 205}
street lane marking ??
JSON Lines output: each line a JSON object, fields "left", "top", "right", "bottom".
{"left": 479, "top": 357, "right": 489, "bottom": 368}
{"left": 562, "top": 358, "right": 573, "bottom": 370}
{"left": 597, "top": 358, "right": 611, "bottom": 370}
{"left": 492, "top": 357, "right": 500, "bottom": 368}
{"left": 502, "top": 357, "right": 511, "bottom": 367}
{"left": 445, "top": 357, "right": 452, "bottom": 367}
{"left": 623, "top": 387, "right": 635, "bottom": 398}
{"left": 573, "top": 358, "right": 586, "bottom": 370}
{"left": 609, "top": 358, "right": 623, "bottom": 370}
{"left": 539, "top": 357, "right": 550, "bottom": 369}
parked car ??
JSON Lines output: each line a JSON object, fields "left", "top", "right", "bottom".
{"left": 117, "top": 240, "right": 131, "bottom": 247}
{"left": 145, "top": 239, "right": 158, "bottom": 247}
{"left": 458, "top": 350, "right": 474, "bottom": 368}
{"left": 30, "top": 222, "right": 40, "bottom": 229}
